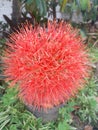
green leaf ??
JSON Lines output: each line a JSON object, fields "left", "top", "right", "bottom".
{"left": 26, "top": 0, "right": 34, "bottom": 4}
{"left": 1, "top": 87, "right": 18, "bottom": 106}
{"left": 58, "top": 121, "right": 76, "bottom": 130}
{"left": 9, "top": 125, "right": 17, "bottom": 130}
{"left": 60, "top": 0, "right": 68, "bottom": 12}
{"left": 80, "top": 29, "right": 87, "bottom": 39}
{"left": 93, "top": 0, "right": 98, "bottom": 5}
{"left": 0, "top": 115, "right": 10, "bottom": 124}
{"left": 58, "top": 122, "right": 66, "bottom": 130}
{"left": 0, "top": 119, "right": 10, "bottom": 130}
{"left": 41, "top": 0, "right": 47, "bottom": 16}
{"left": 80, "top": 0, "right": 90, "bottom": 11}
{"left": 35, "top": 0, "right": 44, "bottom": 15}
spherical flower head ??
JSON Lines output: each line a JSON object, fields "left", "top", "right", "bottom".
{"left": 4, "top": 21, "right": 90, "bottom": 109}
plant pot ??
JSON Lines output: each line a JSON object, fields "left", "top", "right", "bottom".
{"left": 25, "top": 104, "right": 65, "bottom": 123}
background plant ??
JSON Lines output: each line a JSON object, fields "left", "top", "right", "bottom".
{"left": 0, "top": 85, "right": 77, "bottom": 130}
{"left": 73, "top": 77, "right": 98, "bottom": 126}
{"left": 3, "top": 0, "right": 98, "bottom": 45}
{"left": 57, "top": 101, "right": 76, "bottom": 130}
{"left": 0, "top": 87, "right": 54, "bottom": 130}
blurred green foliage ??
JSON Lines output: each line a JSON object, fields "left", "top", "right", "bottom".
{"left": 20, "top": 0, "right": 98, "bottom": 22}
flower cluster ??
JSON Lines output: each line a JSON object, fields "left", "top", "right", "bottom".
{"left": 4, "top": 21, "right": 90, "bottom": 109}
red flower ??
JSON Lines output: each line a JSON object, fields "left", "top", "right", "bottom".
{"left": 4, "top": 21, "right": 90, "bottom": 109}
